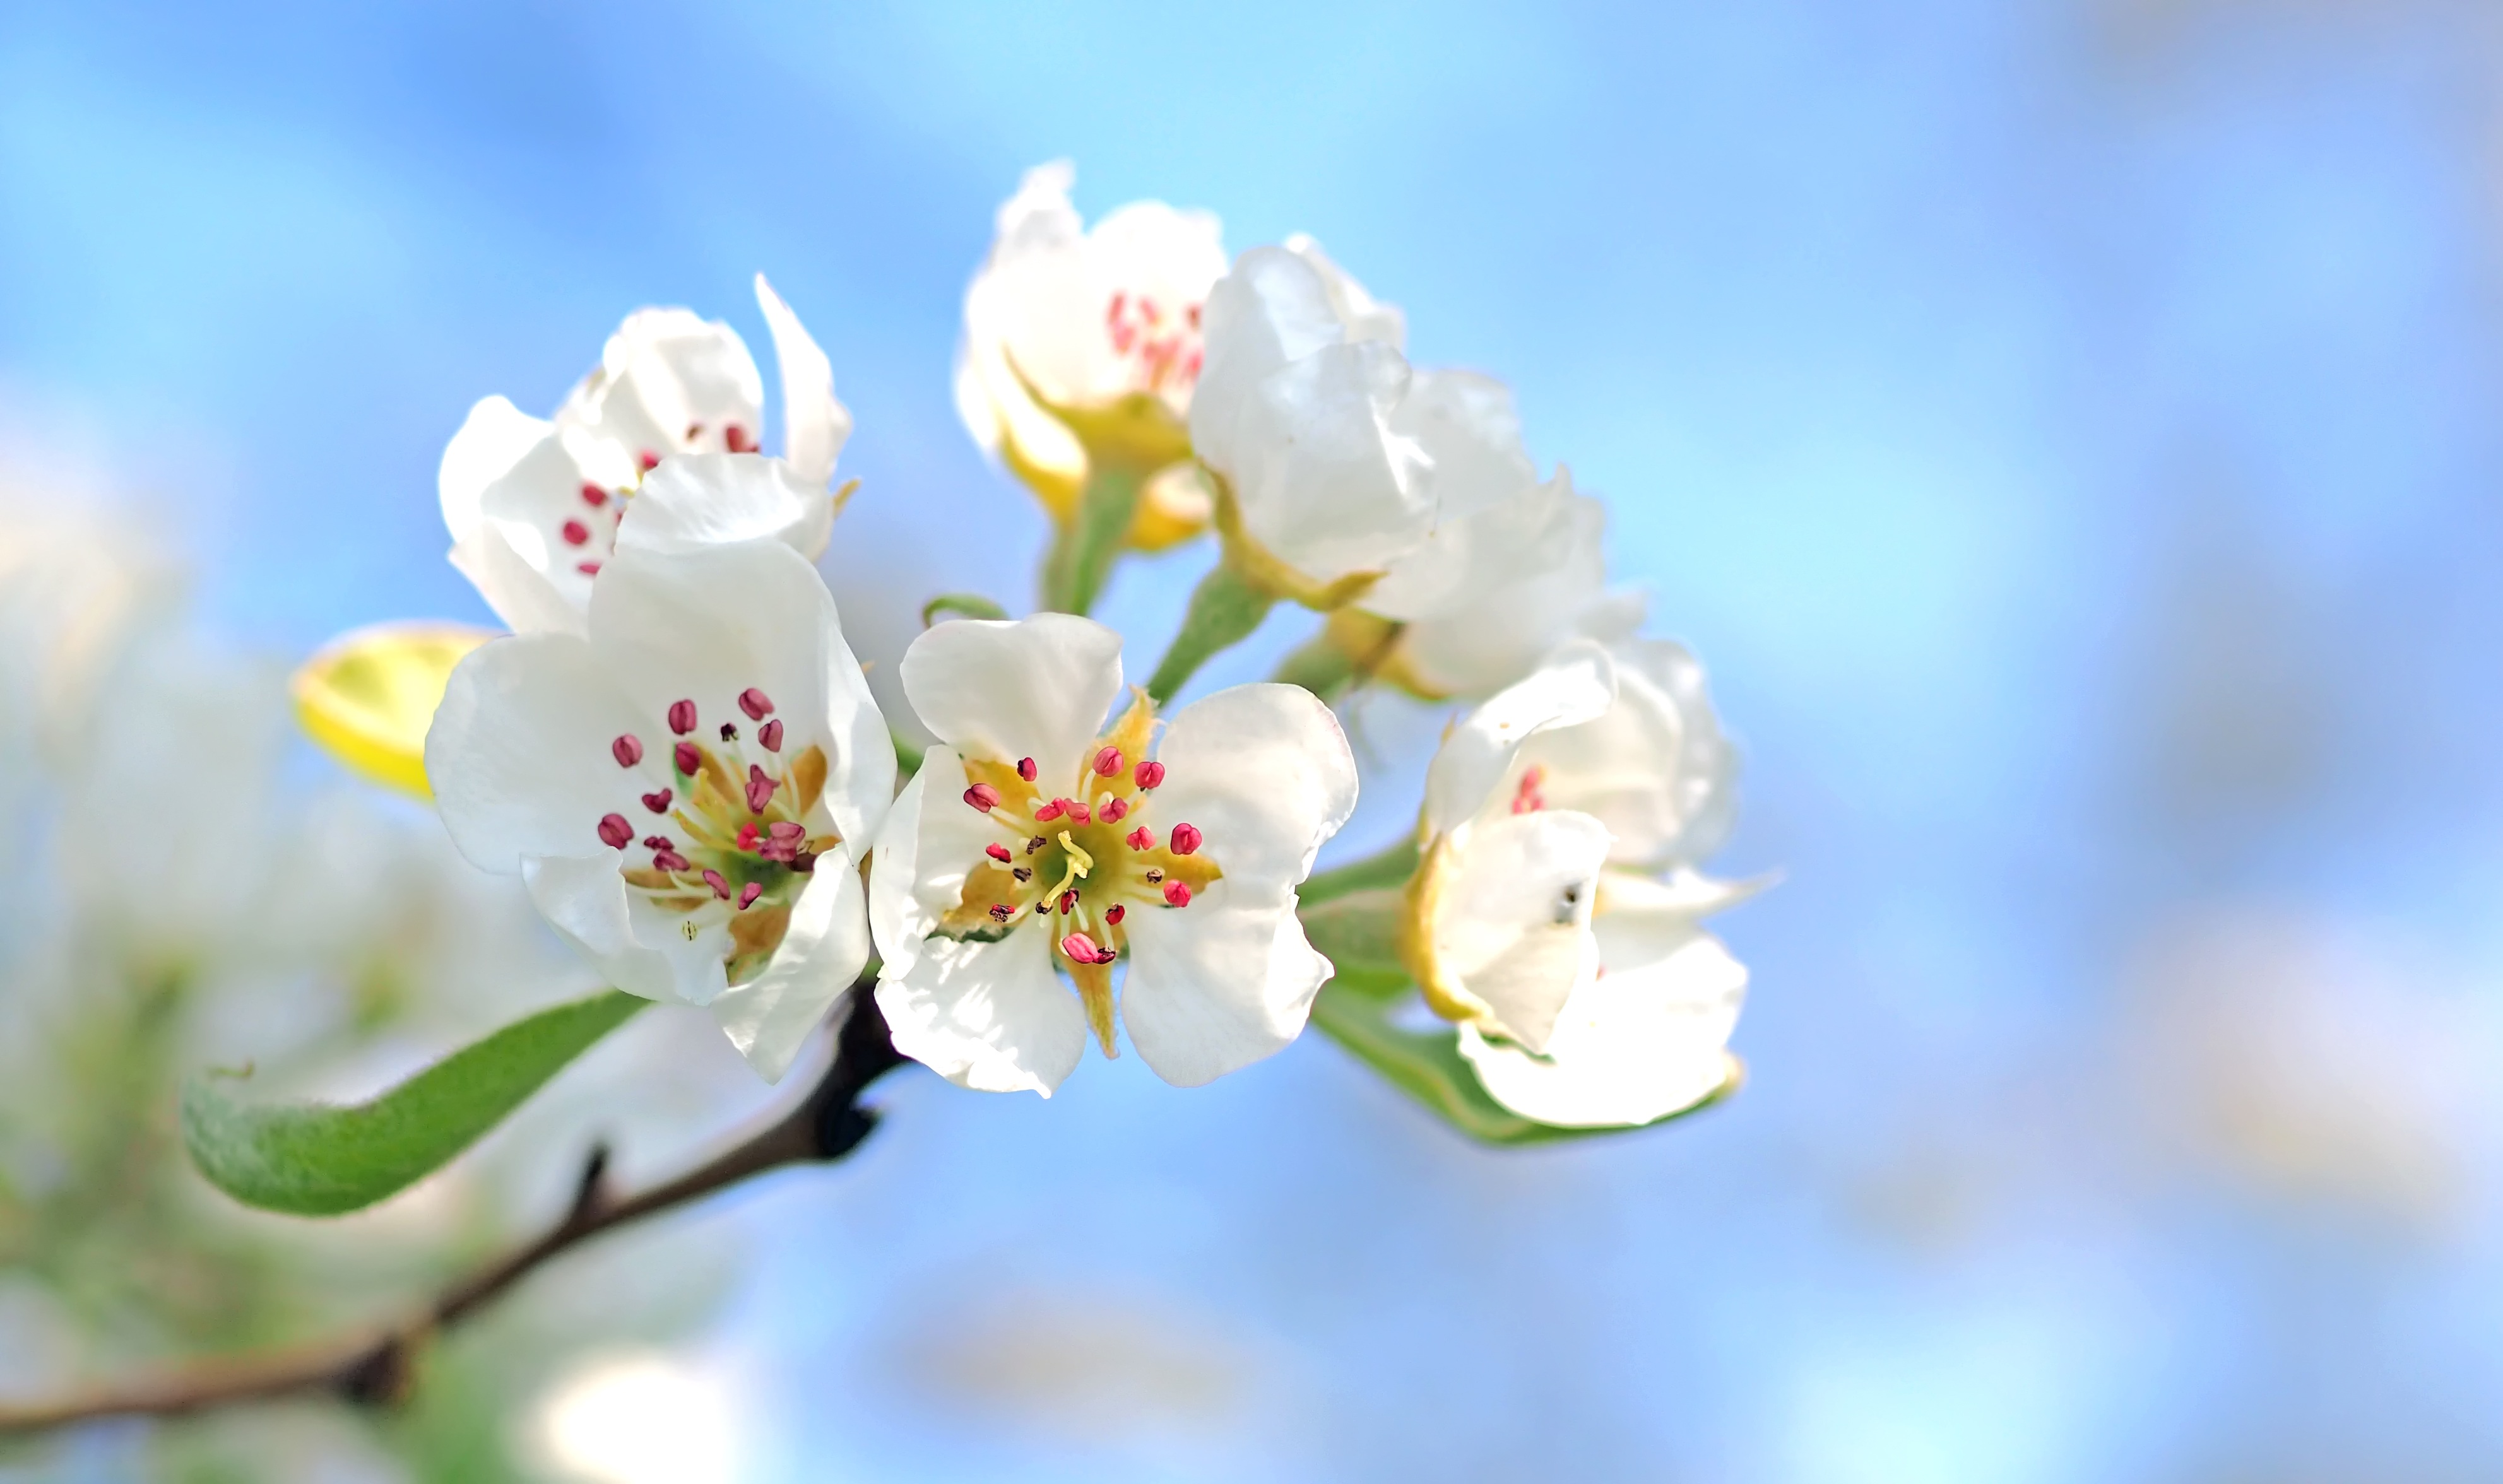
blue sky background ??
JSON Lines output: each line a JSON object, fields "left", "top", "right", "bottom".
{"left": 11, "top": 1, "right": 2503, "bottom": 1478}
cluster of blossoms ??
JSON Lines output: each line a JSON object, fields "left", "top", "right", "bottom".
{"left": 314, "top": 162, "right": 1756, "bottom": 1133}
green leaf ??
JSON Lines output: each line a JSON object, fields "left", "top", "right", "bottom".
{"left": 1145, "top": 562, "right": 1276, "bottom": 705}
{"left": 1296, "top": 886, "right": 1409, "bottom": 992}
{"left": 183, "top": 989, "right": 648, "bottom": 1216}
{"left": 1305, "top": 979, "right": 1737, "bottom": 1148}
{"left": 920, "top": 592, "right": 1010, "bottom": 627}
{"left": 1299, "top": 838, "right": 1419, "bottom": 905}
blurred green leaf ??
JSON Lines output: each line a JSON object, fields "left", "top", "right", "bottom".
{"left": 920, "top": 592, "right": 1011, "bottom": 626}
{"left": 1299, "top": 838, "right": 1419, "bottom": 906}
{"left": 1296, "top": 886, "right": 1409, "bottom": 992}
{"left": 182, "top": 989, "right": 646, "bottom": 1216}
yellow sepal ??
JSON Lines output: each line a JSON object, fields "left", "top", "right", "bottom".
{"left": 292, "top": 621, "right": 495, "bottom": 800}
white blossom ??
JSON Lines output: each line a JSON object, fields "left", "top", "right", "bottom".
{"left": 869, "top": 613, "right": 1357, "bottom": 1095}
{"left": 439, "top": 275, "right": 851, "bottom": 635}
{"left": 1412, "top": 639, "right": 1750, "bottom": 1126}
{"left": 954, "top": 161, "right": 1228, "bottom": 548}
{"left": 425, "top": 537, "right": 894, "bottom": 1080}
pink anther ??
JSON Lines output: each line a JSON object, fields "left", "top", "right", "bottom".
{"left": 1093, "top": 746, "right": 1123, "bottom": 777}
{"left": 1125, "top": 825, "right": 1154, "bottom": 851}
{"left": 737, "top": 882, "right": 763, "bottom": 910}
{"left": 1163, "top": 880, "right": 1192, "bottom": 907}
{"left": 612, "top": 734, "right": 644, "bottom": 767}
{"left": 965, "top": 782, "right": 1002, "bottom": 812}
{"left": 1100, "top": 798, "right": 1129, "bottom": 823}
{"left": 598, "top": 813, "right": 633, "bottom": 849}
{"left": 1168, "top": 822, "right": 1202, "bottom": 856}
{"left": 561, "top": 519, "right": 591, "bottom": 546}
{"left": 986, "top": 843, "right": 1014, "bottom": 863}
{"left": 725, "top": 424, "right": 755, "bottom": 454}
{"left": 702, "top": 869, "right": 732, "bottom": 900}
{"left": 641, "top": 787, "right": 673, "bottom": 814}
{"left": 1017, "top": 756, "right": 1038, "bottom": 782}
{"left": 745, "top": 765, "right": 778, "bottom": 815}
{"left": 673, "top": 741, "right": 702, "bottom": 775}
{"left": 581, "top": 483, "right": 610, "bottom": 507}
{"left": 1133, "top": 760, "right": 1166, "bottom": 790}
{"left": 1034, "top": 799, "right": 1065, "bottom": 823}
{"left": 759, "top": 719, "right": 784, "bottom": 753}
{"left": 1104, "top": 904, "right": 1126, "bottom": 925}
{"left": 668, "top": 700, "right": 698, "bottom": 734}
{"left": 738, "top": 687, "right": 774, "bottom": 720}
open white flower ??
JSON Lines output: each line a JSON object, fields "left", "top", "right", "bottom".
{"left": 955, "top": 161, "right": 1228, "bottom": 551}
{"left": 440, "top": 274, "right": 851, "bottom": 635}
{"left": 1408, "top": 638, "right": 1749, "bottom": 1127}
{"left": 870, "top": 613, "right": 1358, "bottom": 1095}
{"left": 1188, "top": 244, "right": 1439, "bottom": 604}
{"left": 425, "top": 537, "right": 894, "bottom": 1080}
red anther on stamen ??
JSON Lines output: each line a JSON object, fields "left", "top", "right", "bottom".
{"left": 964, "top": 782, "right": 1002, "bottom": 812}
{"left": 724, "top": 424, "right": 754, "bottom": 454}
{"left": 1104, "top": 904, "right": 1126, "bottom": 925}
{"left": 641, "top": 788, "right": 673, "bottom": 814}
{"left": 702, "top": 869, "right": 733, "bottom": 900}
{"left": 1100, "top": 797, "right": 1128, "bottom": 823}
{"left": 1168, "top": 823, "right": 1202, "bottom": 855}
{"left": 1058, "top": 890, "right": 1077, "bottom": 915}
{"left": 562, "top": 519, "right": 592, "bottom": 547}
{"left": 759, "top": 719, "right": 784, "bottom": 752}
{"left": 745, "top": 765, "right": 777, "bottom": 815}
{"left": 581, "top": 483, "right": 609, "bottom": 507}
{"left": 673, "top": 741, "right": 702, "bottom": 775}
{"left": 1017, "top": 757, "right": 1038, "bottom": 782}
{"left": 1063, "top": 800, "right": 1092, "bottom": 825}
{"left": 642, "top": 835, "right": 673, "bottom": 850}
{"left": 1163, "top": 880, "right": 1193, "bottom": 907}
{"left": 990, "top": 903, "right": 1014, "bottom": 922}
{"left": 986, "top": 843, "right": 1014, "bottom": 863}
{"left": 1034, "top": 799, "right": 1065, "bottom": 823}
{"left": 1133, "top": 760, "right": 1166, "bottom": 790}
{"left": 1060, "top": 931, "right": 1097, "bottom": 961}
{"left": 1511, "top": 766, "right": 1548, "bottom": 816}
{"left": 653, "top": 848, "right": 691, "bottom": 873}
{"left": 1186, "top": 302, "right": 1202, "bottom": 329}
{"left": 1107, "top": 292, "right": 1127, "bottom": 325}
{"left": 597, "top": 813, "right": 633, "bottom": 849}
{"left": 1093, "top": 746, "right": 1124, "bottom": 777}
{"left": 1125, "top": 825, "right": 1154, "bottom": 851}
{"left": 770, "top": 822, "right": 805, "bottom": 844}
{"left": 638, "top": 450, "right": 661, "bottom": 471}
{"left": 738, "top": 882, "right": 763, "bottom": 910}
{"left": 576, "top": 561, "right": 603, "bottom": 576}
{"left": 612, "top": 734, "right": 644, "bottom": 767}
{"left": 668, "top": 700, "right": 698, "bottom": 734}
{"left": 737, "top": 821, "right": 762, "bottom": 851}
{"left": 738, "top": 687, "right": 774, "bottom": 721}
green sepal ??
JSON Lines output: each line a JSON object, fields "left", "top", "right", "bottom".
{"left": 1145, "top": 562, "right": 1276, "bottom": 705}
{"left": 182, "top": 989, "right": 648, "bottom": 1216}
{"left": 1296, "top": 886, "right": 1409, "bottom": 992}
{"left": 1040, "top": 463, "right": 1146, "bottom": 616}
{"left": 921, "top": 592, "right": 1011, "bottom": 626}
{"left": 1299, "top": 837, "right": 1420, "bottom": 905}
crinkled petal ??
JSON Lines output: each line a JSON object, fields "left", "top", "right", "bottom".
{"left": 877, "top": 924, "right": 1084, "bottom": 1097}
{"left": 1518, "top": 637, "right": 1738, "bottom": 870}
{"left": 1227, "top": 340, "right": 1434, "bottom": 585}
{"left": 755, "top": 273, "right": 853, "bottom": 491}
{"left": 1459, "top": 918, "right": 1744, "bottom": 1128}
{"left": 1282, "top": 235, "right": 1406, "bottom": 350}
{"left": 708, "top": 848, "right": 872, "bottom": 1080}
{"left": 453, "top": 423, "right": 636, "bottom": 634}
{"left": 1431, "top": 808, "right": 1612, "bottom": 1051}
{"left": 425, "top": 632, "right": 656, "bottom": 869}
{"left": 448, "top": 521, "right": 589, "bottom": 639}
{"left": 1424, "top": 639, "right": 1616, "bottom": 834}
{"left": 560, "top": 308, "right": 766, "bottom": 462}
{"left": 1192, "top": 247, "right": 1352, "bottom": 464}
{"left": 588, "top": 538, "right": 892, "bottom": 851}
{"left": 523, "top": 851, "right": 731, "bottom": 1006}
{"left": 617, "top": 452, "right": 832, "bottom": 563}
{"left": 1364, "top": 453, "right": 1565, "bottom": 627}
{"left": 1150, "top": 683, "right": 1356, "bottom": 888}
{"left": 439, "top": 396, "right": 550, "bottom": 545}
{"left": 1120, "top": 879, "right": 1327, "bottom": 1086}
{"left": 898, "top": 613, "right": 1123, "bottom": 776}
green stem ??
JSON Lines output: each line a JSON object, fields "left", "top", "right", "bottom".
{"left": 1040, "top": 463, "right": 1147, "bottom": 615}
{"left": 1145, "top": 563, "right": 1276, "bottom": 706}
{"left": 1269, "top": 632, "right": 1358, "bottom": 702}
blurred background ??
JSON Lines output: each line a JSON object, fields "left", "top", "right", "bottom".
{"left": 7, "top": 0, "right": 2503, "bottom": 1478}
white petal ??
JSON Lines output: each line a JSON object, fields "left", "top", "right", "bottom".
{"left": 425, "top": 632, "right": 656, "bottom": 870}
{"left": 866, "top": 745, "right": 1009, "bottom": 980}
{"left": 560, "top": 309, "right": 766, "bottom": 462}
{"left": 1517, "top": 637, "right": 1739, "bottom": 871}
{"left": 1362, "top": 449, "right": 1561, "bottom": 626}
{"left": 1598, "top": 866, "right": 1768, "bottom": 921}
{"left": 440, "top": 395, "right": 550, "bottom": 545}
{"left": 708, "top": 849, "right": 872, "bottom": 1081}
{"left": 1430, "top": 808, "right": 1612, "bottom": 1051}
{"left": 1191, "top": 247, "right": 1349, "bottom": 461}
{"left": 524, "top": 851, "right": 731, "bottom": 1006}
{"left": 1423, "top": 639, "right": 1616, "bottom": 835}
{"left": 755, "top": 273, "right": 853, "bottom": 491}
{"left": 1458, "top": 919, "right": 1744, "bottom": 1128}
{"left": 876, "top": 925, "right": 1084, "bottom": 1097}
{"left": 448, "top": 522, "right": 589, "bottom": 639}
{"left": 1225, "top": 340, "right": 1435, "bottom": 585}
{"left": 1150, "top": 683, "right": 1357, "bottom": 888}
{"left": 1119, "top": 879, "right": 1327, "bottom": 1087}
{"left": 588, "top": 539, "right": 892, "bottom": 851}
{"left": 617, "top": 452, "right": 832, "bottom": 563}
{"left": 453, "top": 423, "right": 637, "bottom": 634}
{"left": 898, "top": 613, "right": 1123, "bottom": 777}
{"left": 1281, "top": 234, "right": 1406, "bottom": 350}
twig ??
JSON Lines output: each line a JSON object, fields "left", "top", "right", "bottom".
{"left": 0, "top": 981, "right": 906, "bottom": 1437}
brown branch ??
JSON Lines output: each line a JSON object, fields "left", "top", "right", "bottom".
{"left": 0, "top": 982, "right": 906, "bottom": 1437}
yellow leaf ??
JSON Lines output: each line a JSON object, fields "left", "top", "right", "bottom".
{"left": 292, "top": 621, "right": 495, "bottom": 799}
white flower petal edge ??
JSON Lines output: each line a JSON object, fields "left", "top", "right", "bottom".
{"left": 618, "top": 454, "right": 833, "bottom": 564}
{"left": 870, "top": 616, "right": 1357, "bottom": 1095}
{"left": 439, "top": 285, "right": 850, "bottom": 633}
{"left": 426, "top": 538, "right": 892, "bottom": 1080}
{"left": 1423, "top": 638, "right": 1616, "bottom": 835}
{"left": 1457, "top": 914, "right": 1745, "bottom": 1128}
